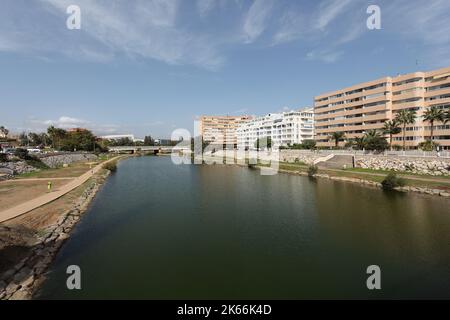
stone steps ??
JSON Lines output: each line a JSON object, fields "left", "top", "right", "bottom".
{"left": 317, "top": 155, "right": 355, "bottom": 169}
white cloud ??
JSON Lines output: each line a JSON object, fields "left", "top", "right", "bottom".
{"left": 23, "top": 116, "right": 123, "bottom": 136}
{"left": 315, "top": 0, "right": 353, "bottom": 31}
{"left": 242, "top": 0, "right": 274, "bottom": 43}
{"left": 272, "top": 9, "right": 304, "bottom": 45}
{"left": 1, "top": 0, "right": 448, "bottom": 69}
{"left": 0, "top": 0, "right": 225, "bottom": 69}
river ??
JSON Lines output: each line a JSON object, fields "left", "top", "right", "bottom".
{"left": 37, "top": 156, "right": 450, "bottom": 299}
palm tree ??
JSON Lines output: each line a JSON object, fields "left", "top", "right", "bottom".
{"left": 444, "top": 109, "right": 450, "bottom": 125}
{"left": 382, "top": 120, "right": 401, "bottom": 150}
{"left": 364, "top": 129, "right": 382, "bottom": 139}
{"left": 329, "top": 131, "right": 345, "bottom": 148}
{"left": 395, "top": 109, "right": 417, "bottom": 151}
{"left": 423, "top": 106, "right": 445, "bottom": 142}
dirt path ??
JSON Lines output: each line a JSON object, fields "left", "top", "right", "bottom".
{"left": 0, "top": 156, "right": 120, "bottom": 223}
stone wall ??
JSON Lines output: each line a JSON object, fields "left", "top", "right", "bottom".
{"left": 39, "top": 153, "right": 98, "bottom": 168}
{"left": 0, "top": 161, "right": 38, "bottom": 175}
{"left": 355, "top": 156, "right": 450, "bottom": 176}
{"left": 279, "top": 150, "right": 321, "bottom": 164}
{"left": 278, "top": 150, "right": 450, "bottom": 176}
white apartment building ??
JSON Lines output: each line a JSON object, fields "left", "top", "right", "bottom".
{"left": 237, "top": 108, "right": 314, "bottom": 149}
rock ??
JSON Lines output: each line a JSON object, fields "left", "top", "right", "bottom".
{"left": 0, "top": 280, "right": 6, "bottom": 292}
{"left": 439, "top": 192, "right": 450, "bottom": 197}
{"left": 13, "top": 267, "right": 32, "bottom": 283}
{"left": 14, "top": 257, "right": 29, "bottom": 271}
{"left": 9, "top": 288, "right": 31, "bottom": 300}
{"left": 1, "top": 268, "right": 16, "bottom": 281}
{"left": 20, "top": 275, "right": 34, "bottom": 288}
{"left": 5, "top": 283, "right": 20, "bottom": 295}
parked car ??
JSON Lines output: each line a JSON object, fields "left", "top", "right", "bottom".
{"left": 2, "top": 147, "right": 16, "bottom": 155}
{"left": 27, "top": 148, "right": 42, "bottom": 154}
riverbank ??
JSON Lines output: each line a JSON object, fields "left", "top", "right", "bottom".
{"left": 256, "top": 162, "right": 450, "bottom": 197}
{"left": 0, "top": 156, "right": 128, "bottom": 300}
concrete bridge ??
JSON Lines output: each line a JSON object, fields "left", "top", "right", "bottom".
{"left": 108, "top": 146, "right": 189, "bottom": 154}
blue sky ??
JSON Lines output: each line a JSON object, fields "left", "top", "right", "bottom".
{"left": 1, "top": 0, "right": 450, "bottom": 138}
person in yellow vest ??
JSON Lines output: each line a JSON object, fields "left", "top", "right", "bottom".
{"left": 47, "top": 181, "right": 52, "bottom": 192}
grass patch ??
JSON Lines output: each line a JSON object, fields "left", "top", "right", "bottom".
{"left": 16, "top": 162, "right": 92, "bottom": 179}
{"left": 259, "top": 161, "right": 450, "bottom": 190}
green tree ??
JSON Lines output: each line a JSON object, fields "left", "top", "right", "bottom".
{"left": 383, "top": 120, "right": 401, "bottom": 150}
{"left": 301, "top": 139, "right": 316, "bottom": 150}
{"left": 47, "top": 126, "right": 67, "bottom": 150}
{"left": 19, "top": 132, "right": 29, "bottom": 146}
{"left": 445, "top": 109, "right": 450, "bottom": 125}
{"left": 418, "top": 140, "right": 439, "bottom": 151}
{"left": 395, "top": 109, "right": 417, "bottom": 151}
{"left": 28, "top": 132, "right": 43, "bottom": 146}
{"left": 63, "top": 130, "right": 98, "bottom": 151}
{"left": 39, "top": 133, "right": 51, "bottom": 147}
{"left": 254, "top": 136, "right": 272, "bottom": 150}
{"left": 363, "top": 130, "right": 389, "bottom": 151}
{"left": 423, "top": 106, "right": 445, "bottom": 144}
{"left": 329, "top": 132, "right": 345, "bottom": 148}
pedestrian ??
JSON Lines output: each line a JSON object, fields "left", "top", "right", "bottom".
{"left": 47, "top": 181, "right": 52, "bottom": 192}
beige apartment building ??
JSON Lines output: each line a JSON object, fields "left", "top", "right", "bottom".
{"left": 314, "top": 66, "right": 450, "bottom": 149}
{"left": 199, "top": 115, "right": 252, "bottom": 148}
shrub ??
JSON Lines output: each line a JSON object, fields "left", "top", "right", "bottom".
{"left": 25, "top": 155, "right": 49, "bottom": 170}
{"left": 307, "top": 164, "right": 318, "bottom": 177}
{"left": 103, "top": 161, "right": 117, "bottom": 172}
{"left": 0, "top": 153, "right": 7, "bottom": 162}
{"left": 381, "top": 172, "right": 405, "bottom": 190}
{"left": 301, "top": 139, "right": 316, "bottom": 150}
{"left": 248, "top": 158, "right": 258, "bottom": 168}
{"left": 418, "top": 140, "right": 439, "bottom": 151}
{"left": 14, "top": 148, "right": 29, "bottom": 160}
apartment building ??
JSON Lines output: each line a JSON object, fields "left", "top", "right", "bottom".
{"left": 314, "top": 66, "right": 450, "bottom": 149}
{"left": 236, "top": 108, "right": 314, "bottom": 150}
{"left": 199, "top": 115, "right": 252, "bottom": 148}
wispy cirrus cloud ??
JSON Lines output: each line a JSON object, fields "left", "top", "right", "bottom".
{"left": 315, "top": 0, "right": 354, "bottom": 30}
{"left": 0, "top": 0, "right": 448, "bottom": 68}
{"left": 242, "top": 0, "right": 275, "bottom": 43}
{"left": 384, "top": 0, "right": 450, "bottom": 66}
